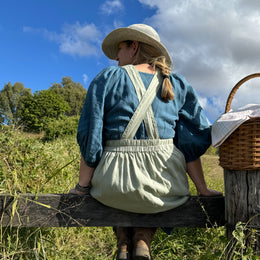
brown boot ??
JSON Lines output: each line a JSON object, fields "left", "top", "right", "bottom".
{"left": 132, "top": 227, "right": 157, "bottom": 260}
{"left": 115, "top": 227, "right": 132, "bottom": 260}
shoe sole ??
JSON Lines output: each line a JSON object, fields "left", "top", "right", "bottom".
{"left": 132, "top": 248, "right": 152, "bottom": 260}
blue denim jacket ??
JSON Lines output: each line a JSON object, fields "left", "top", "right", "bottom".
{"left": 77, "top": 66, "right": 211, "bottom": 167}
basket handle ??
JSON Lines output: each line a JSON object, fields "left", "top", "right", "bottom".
{"left": 225, "top": 73, "right": 260, "bottom": 113}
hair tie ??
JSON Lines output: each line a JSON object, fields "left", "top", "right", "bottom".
{"left": 162, "top": 74, "right": 169, "bottom": 79}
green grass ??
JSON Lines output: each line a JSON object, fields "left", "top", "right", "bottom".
{"left": 0, "top": 127, "right": 259, "bottom": 259}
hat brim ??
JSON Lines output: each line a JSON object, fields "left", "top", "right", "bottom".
{"left": 102, "top": 27, "right": 172, "bottom": 67}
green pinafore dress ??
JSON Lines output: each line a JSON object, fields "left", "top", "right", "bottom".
{"left": 90, "top": 65, "right": 190, "bottom": 213}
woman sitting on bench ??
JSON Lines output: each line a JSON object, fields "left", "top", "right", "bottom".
{"left": 70, "top": 24, "right": 222, "bottom": 260}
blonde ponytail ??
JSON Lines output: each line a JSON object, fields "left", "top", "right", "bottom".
{"left": 153, "top": 57, "right": 174, "bottom": 102}
{"left": 161, "top": 76, "right": 174, "bottom": 101}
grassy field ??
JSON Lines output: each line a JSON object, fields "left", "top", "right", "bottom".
{"left": 0, "top": 127, "right": 258, "bottom": 259}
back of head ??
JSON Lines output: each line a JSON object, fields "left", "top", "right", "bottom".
{"left": 102, "top": 24, "right": 174, "bottom": 102}
{"left": 102, "top": 24, "right": 172, "bottom": 67}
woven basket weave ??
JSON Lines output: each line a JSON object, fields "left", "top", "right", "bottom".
{"left": 219, "top": 73, "right": 260, "bottom": 170}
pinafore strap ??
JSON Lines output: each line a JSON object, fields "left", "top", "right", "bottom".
{"left": 121, "top": 65, "right": 162, "bottom": 140}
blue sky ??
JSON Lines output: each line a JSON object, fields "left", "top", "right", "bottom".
{"left": 1, "top": 0, "right": 260, "bottom": 122}
{"left": 0, "top": 0, "right": 154, "bottom": 92}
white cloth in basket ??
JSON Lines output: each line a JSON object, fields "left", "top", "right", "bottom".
{"left": 211, "top": 104, "right": 260, "bottom": 148}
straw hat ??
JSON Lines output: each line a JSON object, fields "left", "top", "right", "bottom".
{"left": 102, "top": 24, "right": 172, "bottom": 66}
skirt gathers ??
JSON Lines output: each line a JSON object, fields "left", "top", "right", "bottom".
{"left": 90, "top": 139, "right": 190, "bottom": 214}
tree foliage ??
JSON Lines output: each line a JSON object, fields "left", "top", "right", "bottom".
{"left": 18, "top": 90, "right": 71, "bottom": 132}
{"left": 0, "top": 82, "right": 32, "bottom": 125}
{"left": 50, "top": 76, "right": 87, "bottom": 116}
{"left": 0, "top": 76, "right": 86, "bottom": 134}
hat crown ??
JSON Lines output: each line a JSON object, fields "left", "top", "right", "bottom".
{"left": 128, "top": 24, "right": 161, "bottom": 42}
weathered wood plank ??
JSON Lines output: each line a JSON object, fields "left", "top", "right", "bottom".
{"left": 224, "top": 169, "right": 260, "bottom": 228}
{"left": 0, "top": 194, "right": 225, "bottom": 228}
{"left": 224, "top": 169, "right": 260, "bottom": 254}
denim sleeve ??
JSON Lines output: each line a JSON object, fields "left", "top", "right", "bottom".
{"left": 174, "top": 81, "right": 211, "bottom": 163}
{"left": 77, "top": 67, "right": 118, "bottom": 167}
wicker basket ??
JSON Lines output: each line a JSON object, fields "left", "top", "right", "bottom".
{"left": 219, "top": 73, "right": 260, "bottom": 170}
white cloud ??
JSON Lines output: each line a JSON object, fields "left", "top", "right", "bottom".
{"left": 100, "top": 0, "right": 124, "bottom": 15}
{"left": 82, "top": 73, "right": 89, "bottom": 85}
{"left": 198, "top": 96, "right": 208, "bottom": 110}
{"left": 57, "top": 23, "right": 102, "bottom": 57}
{"left": 24, "top": 22, "right": 102, "bottom": 57}
{"left": 139, "top": 0, "right": 260, "bottom": 122}
{"left": 23, "top": 26, "right": 33, "bottom": 33}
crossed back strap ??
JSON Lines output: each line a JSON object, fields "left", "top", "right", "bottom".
{"left": 121, "top": 65, "right": 162, "bottom": 140}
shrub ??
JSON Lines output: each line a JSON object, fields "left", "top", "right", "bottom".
{"left": 43, "top": 116, "right": 79, "bottom": 141}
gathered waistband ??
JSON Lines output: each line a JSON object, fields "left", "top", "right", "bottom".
{"left": 104, "top": 139, "right": 174, "bottom": 152}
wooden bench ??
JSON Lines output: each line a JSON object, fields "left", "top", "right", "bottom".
{"left": 0, "top": 194, "right": 225, "bottom": 228}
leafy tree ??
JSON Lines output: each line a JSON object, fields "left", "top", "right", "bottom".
{"left": 50, "top": 76, "right": 87, "bottom": 116}
{"left": 0, "top": 82, "right": 32, "bottom": 125}
{"left": 18, "top": 90, "right": 71, "bottom": 132}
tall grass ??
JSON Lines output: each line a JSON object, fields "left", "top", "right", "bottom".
{"left": 0, "top": 126, "right": 258, "bottom": 259}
